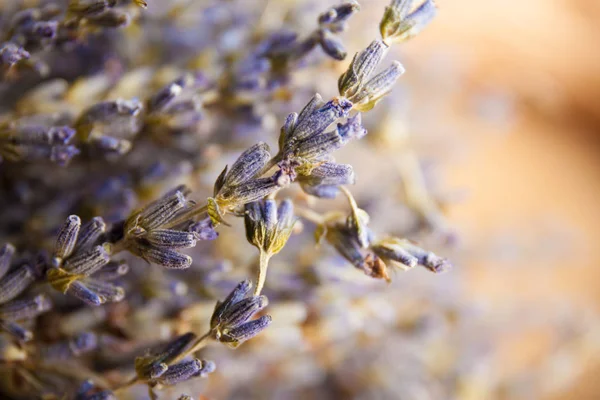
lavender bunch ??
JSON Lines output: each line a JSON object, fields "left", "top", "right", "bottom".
{"left": 0, "top": 1, "right": 457, "bottom": 398}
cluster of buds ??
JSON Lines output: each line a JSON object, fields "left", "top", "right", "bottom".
{"left": 315, "top": 1, "right": 361, "bottom": 60}
{"left": 47, "top": 215, "right": 126, "bottom": 306}
{"left": 316, "top": 189, "right": 451, "bottom": 280}
{"left": 276, "top": 95, "right": 365, "bottom": 198}
{"left": 145, "top": 73, "right": 208, "bottom": 136}
{"left": 209, "top": 143, "right": 286, "bottom": 226}
{"left": 0, "top": 123, "right": 79, "bottom": 165}
{"left": 380, "top": 0, "right": 438, "bottom": 44}
{"left": 210, "top": 280, "right": 272, "bottom": 348}
{"left": 123, "top": 187, "right": 201, "bottom": 269}
{"left": 244, "top": 199, "right": 296, "bottom": 295}
{"left": 135, "top": 332, "right": 215, "bottom": 388}
{"left": 257, "top": 1, "right": 361, "bottom": 71}
{"left": 338, "top": 40, "right": 405, "bottom": 112}
{"left": 75, "top": 99, "right": 143, "bottom": 157}
{"left": 0, "top": 244, "right": 51, "bottom": 342}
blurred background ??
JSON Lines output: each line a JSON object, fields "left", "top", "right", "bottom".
{"left": 385, "top": 0, "right": 600, "bottom": 398}
{"left": 2, "top": 0, "right": 600, "bottom": 399}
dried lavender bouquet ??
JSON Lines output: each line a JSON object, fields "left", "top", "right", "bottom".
{"left": 0, "top": 1, "right": 451, "bottom": 399}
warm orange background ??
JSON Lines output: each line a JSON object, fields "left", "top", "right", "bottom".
{"left": 347, "top": 0, "right": 600, "bottom": 398}
{"left": 410, "top": 0, "right": 600, "bottom": 398}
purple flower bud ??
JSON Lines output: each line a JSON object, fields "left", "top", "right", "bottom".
{"left": 0, "top": 294, "right": 51, "bottom": 321}
{"left": 189, "top": 218, "right": 218, "bottom": 241}
{"left": 0, "top": 265, "right": 36, "bottom": 304}
{"left": 0, "top": 244, "right": 16, "bottom": 280}
{"left": 63, "top": 244, "right": 111, "bottom": 276}
{"left": 55, "top": 215, "right": 81, "bottom": 260}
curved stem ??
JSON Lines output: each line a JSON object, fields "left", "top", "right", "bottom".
{"left": 254, "top": 251, "right": 271, "bottom": 296}
{"left": 294, "top": 206, "right": 325, "bottom": 225}
{"left": 173, "top": 330, "right": 213, "bottom": 364}
{"left": 339, "top": 186, "right": 358, "bottom": 210}
{"left": 113, "top": 376, "right": 140, "bottom": 393}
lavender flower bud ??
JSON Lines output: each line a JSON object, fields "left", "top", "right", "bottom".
{"left": 0, "top": 244, "right": 16, "bottom": 280}
{"left": 79, "top": 99, "right": 143, "bottom": 126}
{"left": 211, "top": 280, "right": 253, "bottom": 328}
{"left": 380, "top": 0, "right": 437, "bottom": 44}
{"left": 135, "top": 332, "right": 197, "bottom": 380}
{"left": 318, "top": 2, "right": 361, "bottom": 28}
{"left": 156, "top": 359, "right": 204, "bottom": 385}
{"left": 75, "top": 217, "right": 106, "bottom": 252}
{"left": 146, "top": 229, "right": 197, "bottom": 249}
{"left": 136, "top": 244, "right": 192, "bottom": 269}
{"left": 372, "top": 238, "right": 452, "bottom": 273}
{"left": 189, "top": 218, "right": 218, "bottom": 241}
{"left": 83, "top": 278, "right": 125, "bottom": 302}
{"left": 92, "top": 262, "right": 129, "bottom": 281}
{"left": 55, "top": 215, "right": 81, "bottom": 260}
{"left": 319, "top": 29, "right": 347, "bottom": 60}
{"left": 66, "top": 280, "right": 105, "bottom": 306}
{"left": 350, "top": 61, "right": 405, "bottom": 112}
{"left": 324, "top": 224, "right": 390, "bottom": 280}
{"left": 218, "top": 176, "right": 282, "bottom": 206}
{"left": 8, "top": 125, "right": 75, "bottom": 146}
{"left": 218, "top": 296, "right": 269, "bottom": 330}
{"left": 337, "top": 114, "right": 367, "bottom": 142}
{"left": 287, "top": 96, "right": 353, "bottom": 144}
{"left": 244, "top": 199, "right": 295, "bottom": 293}
{"left": 277, "top": 112, "right": 298, "bottom": 151}
{"left": 371, "top": 240, "right": 419, "bottom": 269}
{"left": 220, "top": 315, "right": 273, "bottom": 347}
{"left": 0, "top": 320, "right": 32, "bottom": 342}
{"left": 63, "top": 244, "right": 111, "bottom": 276}
{"left": 132, "top": 191, "right": 187, "bottom": 232}
{"left": 338, "top": 40, "right": 388, "bottom": 97}
{"left": 223, "top": 142, "right": 271, "bottom": 188}
{"left": 0, "top": 294, "right": 51, "bottom": 321}
{"left": 211, "top": 280, "right": 271, "bottom": 347}
{"left": 0, "top": 265, "right": 36, "bottom": 304}
{"left": 147, "top": 77, "right": 185, "bottom": 113}
{"left": 44, "top": 332, "right": 98, "bottom": 359}
{"left": 299, "top": 162, "right": 355, "bottom": 198}
{"left": 69, "top": 332, "right": 98, "bottom": 356}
